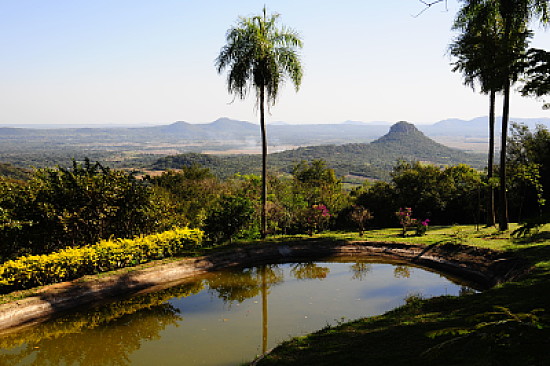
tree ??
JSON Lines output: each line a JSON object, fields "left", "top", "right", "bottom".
{"left": 204, "top": 195, "right": 255, "bottom": 244}
{"left": 507, "top": 122, "right": 549, "bottom": 218}
{"left": 453, "top": 0, "right": 548, "bottom": 230}
{"left": 349, "top": 205, "right": 374, "bottom": 236}
{"left": 149, "top": 165, "right": 222, "bottom": 228}
{"left": 0, "top": 159, "right": 160, "bottom": 259}
{"left": 521, "top": 47, "right": 550, "bottom": 108}
{"left": 292, "top": 160, "right": 346, "bottom": 212}
{"left": 359, "top": 161, "right": 483, "bottom": 227}
{"left": 216, "top": 7, "right": 303, "bottom": 238}
{"left": 450, "top": 2, "right": 509, "bottom": 226}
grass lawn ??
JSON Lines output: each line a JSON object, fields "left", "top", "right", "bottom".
{"left": 255, "top": 225, "right": 550, "bottom": 366}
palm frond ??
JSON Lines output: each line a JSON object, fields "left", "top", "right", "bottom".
{"left": 216, "top": 8, "right": 303, "bottom": 106}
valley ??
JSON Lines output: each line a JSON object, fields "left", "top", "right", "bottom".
{"left": 0, "top": 116, "right": 520, "bottom": 179}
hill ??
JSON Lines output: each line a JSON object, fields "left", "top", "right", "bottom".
{"left": 151, "top": 121, "right": 485, "bottom": 180}
{"left": 418, "top": 116, "right": 550, "bottom": 137}
{"left": 0, "top": 163, "right": 30, "bottom": 181}
{"left": 1, "top": 116, "right": 548, "bottom": 169}
{"left": 7, "top": 116, "right": 549, "bottom": 170}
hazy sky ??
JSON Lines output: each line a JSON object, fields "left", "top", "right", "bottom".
{"left": 1, "top": 0, "right": 550, "bottom": 126}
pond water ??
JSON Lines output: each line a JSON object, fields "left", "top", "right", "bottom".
{"left": 0, "top": 259, "right": 474, "bottom": 366}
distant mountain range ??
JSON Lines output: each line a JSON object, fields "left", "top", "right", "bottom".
{"left": 418, "top": 116, "right": 550, "bottom": 137}
{"left": 0, "top": 116, "right": 546, "bottom": 171}
{"left": 2, "top": 116, "right": 548, "bottom": 146}
{"left": 151, "top": 121, "right": 486, "bottom": 180}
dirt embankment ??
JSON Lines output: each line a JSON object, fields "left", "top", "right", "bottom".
{"left": 0, "top": 240, "right": 529, "bottom": 332}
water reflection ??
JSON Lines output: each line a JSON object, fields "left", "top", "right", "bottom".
{"left": 204, "top": 262, "right": 333, "bottom": 354}
{"left": 350, "top": 262, "right": 372, "bottom": 280}
{"left": 290, "top": 263, "right": 330, "bottom": 280}
{"left": 207, "top": 265, "right": 283, "bottom": 304}
{"left": 0, "top": 282, "right": 203, "bottom": 366}
{"left": 393, "top": 265, "right": 411, "bottom": 278}
{"left": 0, "top": 260, "right": 474, "bottom": 366}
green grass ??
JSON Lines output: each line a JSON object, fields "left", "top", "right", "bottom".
{"left": 2, "top": 224, "right": 549, "bottom": 365}
{"left": 254, "top": 225, "right": 550, "bottom": 366}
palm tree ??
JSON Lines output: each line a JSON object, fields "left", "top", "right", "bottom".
{"left": 454, "top": 0, "right": 547, "bottom": 230}
{"left": 521, "top": 47, "right": 550, "bottom": 108}
{"left": 496, "top": 0, "right": 538, "bottom": 231}
{"left": 216, "top": 7, "right": 303, "bottom": 238}
{"left": 450, "top": 3, "right": 506, "bottom": 227}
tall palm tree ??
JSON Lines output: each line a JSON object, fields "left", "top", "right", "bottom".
{"left": 454, "top": 0, "right": 547, "bottom": 230}
{"left": 216, "top": 7, "right": 303, "bottom": 238}
{"left": 450, "top": 3, "right": 506, "bottom": 227}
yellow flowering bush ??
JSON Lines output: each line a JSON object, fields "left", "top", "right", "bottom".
{"left": 0, "top": 227, "right": 203, "bottom": 291}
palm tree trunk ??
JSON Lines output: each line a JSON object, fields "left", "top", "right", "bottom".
{"left": 261, "top": 265, "right": 269, "bottom": 354}
{"left": 487, "top": 90, "right": 496, "bottom": 227}
{"left": 499, "top": 81, "right": 510, "bottom": 231}
{"left": 260, "top": 86, "right": 268, "bottom": 239}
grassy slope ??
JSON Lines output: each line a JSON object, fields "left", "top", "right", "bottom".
{"left": 256, "top": 226, "right": 550, "bottom": 366}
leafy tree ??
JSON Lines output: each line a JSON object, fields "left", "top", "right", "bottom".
{"left": 506, "top": 122, "right": 549, "bottom": 218}
{"left": 204, "top": 195, "right": 255, "bottom": 244}
{"left": 292, "top": 160, "right": 347, "bottom": 213}
{"left": 148, "top": 165, "right": 223, "bottom": 228}
{"left": 356, "top": 161, "right": 484, "bottom": 227}
{"left": 290, "top": 160, "right": 349, "bottom": 233}
{"left": 355, "top": 180, "right": 396, "bottom": 228}
{"left": 216, "top": 7, "right": 303, "bottom": 238}
{"left": 443, "top": 163, "right": 485, "bottom": 224}
{"left": 391, "top": 161, "right": 448, "bottom": 218}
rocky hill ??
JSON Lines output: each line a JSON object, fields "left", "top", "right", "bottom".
{"left": 152, "top": 121, "right": 485, "bottom": 180}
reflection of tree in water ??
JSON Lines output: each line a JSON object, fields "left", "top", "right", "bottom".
{"left": 349, "top": 262, "right": 372, "bottom": 281}
{"left": 207, "top": 263, "right": 334, "bottom": 304}
{"left": 291, "top": 263, "right": 330, "bottom": 280}
{"left": 205, "top": 264, "right": 287, "bottom": 355}
{"left": 17, "top": 307, "right": 179, "bottom": 366}
{"left": 206, "top": 265, "right": 284, "bottom": 303}
{"left": 393, "top": 265, "right": 411, "bottom": 278}
{"left": 0, "top": 281, "right": 204, "bottom": 366}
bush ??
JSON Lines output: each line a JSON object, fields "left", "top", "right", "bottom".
{"left": 0, "top": 227, "right": 203, "bottom": 291}
{"left": 204, "top": 195, "right": 254, "bottom": 244}
{"left": 0, "top": 159, "right": 168, "bottom": 259}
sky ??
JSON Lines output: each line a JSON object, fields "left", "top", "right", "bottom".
{"left": 1, "top": 0, "right": 550, "bottom": 126}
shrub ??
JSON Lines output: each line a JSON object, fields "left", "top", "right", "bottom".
{"left": 349, "top": 205, "right": 374, "bottom": 236}
{"left": 0, "top": 227, "right": 203, "bottom": 291}
{"left": 204, "top": 195, "right": 254, "bottom": 244}
{"left": 0, "top": 160, "right": 168, "bottom": 259}
{"left": 304, "top": 204, "right": 331, "bottom": 236}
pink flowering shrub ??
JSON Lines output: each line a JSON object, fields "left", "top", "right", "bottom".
{"left": 416, "top": 219, "right": 430, "bottom": 236}
{"left": 306, "top": 204, "right": 331, "bottom": 236}
{"left": 395, "top": 208, "right": 429, "bottom": 237}
{"left": 396, "top": 207, "right": 415, "bottom": 236}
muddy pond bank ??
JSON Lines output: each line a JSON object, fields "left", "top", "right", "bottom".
{"left": 0, "top": 239, "right": 530, "bottom": 332}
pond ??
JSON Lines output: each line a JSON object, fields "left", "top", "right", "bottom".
{"left": 0, "top": 259, "right": 475, "bottom": 366}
